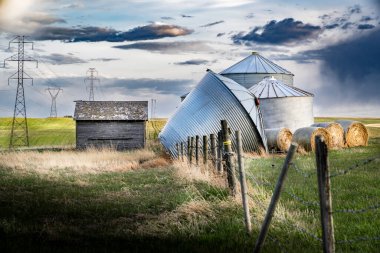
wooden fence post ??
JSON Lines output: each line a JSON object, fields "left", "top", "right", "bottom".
{"left": 253, "top": 143, "right": 298, "bottom": 253}
{"left": 236, "top": 130, "right": 252, "bottom": 234}
{"left": 210, "top": 133, "right": 217, "bottom": 168}
{"left": 217, "top": 131, "right": 223, "bottom": 173}
{"left": 180, "top": 142, "right": 184, "bottom": 162}
{"left": 221, "top": 120, "right": 236, "bottom": 195}
{"left": 203, "top": 135, "right": 208, "bottom": 171}
{"left": 190, "top": 137, "right": 194, "bottom": 165}
{"left": 316, "top": 135, "right": 335, "bottom": 253}
{"left": 195, "top": 135, "right": 200, "bottom": 166}
{"left": 187, "top": 136, "right": 190, "bottom": 162}
{"left": 176, "top": 143, "right": 179, "bottom": 160}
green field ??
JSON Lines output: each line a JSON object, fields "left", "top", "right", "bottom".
{"left": 1, "top": 117, "right": 378, "bottom": 149}
{"left": 0, "top": 117, "right": 379, "bottom": 252}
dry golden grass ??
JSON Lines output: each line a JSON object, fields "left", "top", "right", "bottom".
{"left": 0, "top": 148, "right": 166, "bottom": 176}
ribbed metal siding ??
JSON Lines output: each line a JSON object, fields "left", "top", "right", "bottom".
{"left": 259, "top": 97, "right": 314, "bottom": 132}
{"left": 159, "top": 71, "right": 267, "bottom": 157}
{"left": 221, "top": 73, "right": 294, "bottom": 88}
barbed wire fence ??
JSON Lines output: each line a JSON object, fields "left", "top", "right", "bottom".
{"left": 171, "top": 121, "right": 379, "bottom": 253}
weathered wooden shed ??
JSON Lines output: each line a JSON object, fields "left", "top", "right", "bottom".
{"left": 74, "top": 101, "right": 148, "bottom": 150}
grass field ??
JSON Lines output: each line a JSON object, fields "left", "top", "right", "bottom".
{"left": 0, "top": 117, "right": 379, "bottom": 252}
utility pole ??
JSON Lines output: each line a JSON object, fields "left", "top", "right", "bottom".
{"left": 84, "top": 68, "right": 99, "bottom": 101}
{"left": 46, "top": 87, "right": 62, "bottom": 118}
{"left": 2, "top": 35, "right": 38, "bottom": 149}
{"left": 150, "top": 98, "right": 157, "bottom": 119}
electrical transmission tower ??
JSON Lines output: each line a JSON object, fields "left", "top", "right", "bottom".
{"left": 2, "top": 36, "right": 38, "bottom": 149}
{"left": 84, "top": 68, "right": 99, "bottom": 101}
{"left": 46, "top": 87, "right": 62, "bottom": 118}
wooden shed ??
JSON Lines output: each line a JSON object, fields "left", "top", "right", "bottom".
{"left": 74, "top": 101, "right": 148, "bottom": 150}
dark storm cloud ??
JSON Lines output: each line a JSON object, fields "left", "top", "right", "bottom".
{"left": 31, "top": 24, "right": 193, "bottom": 42}
{"left": 357, "top": 24, "right": 375, "bottom": 30}
{"left": 324, "top": 24, "right": 340, "bottom": 29}
{"left": 232, "top": 18, "right": 321, "bottom": 45}
{"left": 114, "top": 41, "right": 213, "bottom": 54}
{"left": 161, "top": 16, "right": 174, "bottom": 20}
{"left": 301, "top": 29, "right": 380, "bottom": 103}
{"left": 360, "top": 16, "right": 374, "bottom": 22}
{"left": 40, "top": 53, "right": 87, "bottom": 65}
{"left": 23, "top": 15, "right": 66, "bottom": 25}
{"left": 107, "top": 78, "right": 193, "bottom": 95}
{"left": 200, "top": 21, "right": 224, "bottom": 27}
{"left": 174, "top": 59, "right": 209, "bottom": 65}
{"left": 349, "top": 5, "right": 361, "bottom": 14}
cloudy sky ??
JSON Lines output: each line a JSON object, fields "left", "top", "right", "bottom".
{"left": 0, "top": 0, "right": 379, "bottom": 118}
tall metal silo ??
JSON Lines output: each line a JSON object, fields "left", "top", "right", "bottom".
{"left": 159, "top": 70, "right": 268, "bottom": 157}
{"left": 220, "top": 52, "right": 294, "bottom": 88}
{"left": 249, "top": 76, "right": 314, "bottom": 132}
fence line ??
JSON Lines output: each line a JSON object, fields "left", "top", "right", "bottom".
{"left": 170, "top": 121, "right": 380, "bottom": 253}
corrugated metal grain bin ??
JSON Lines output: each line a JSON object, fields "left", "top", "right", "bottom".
{"left": 220, "top": 52, "right": 294, "bottom": 88}
{"left": 159, "top": 70, "right": 268, "bottom": 157}
{"left": 249, "top": 77, "right": 314, "bottom": 132}
{"left": 74, "top": 101, "right": 148, "bottom": 150}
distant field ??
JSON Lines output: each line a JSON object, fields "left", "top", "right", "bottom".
{"left": 0, "top": 117, "right": 168, "bottom": 149}
{"left": 1, "top": 117, "right": 379, "bottom": 149}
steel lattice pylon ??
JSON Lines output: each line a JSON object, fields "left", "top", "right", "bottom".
{"left": 46, "top": 87, "right": 62, "bottom": 118}
{"left": 84, "top": 68, "right": 99, "bottom": 101}
{"left": 2, "top": 36, "right": 38, "bottom": 149}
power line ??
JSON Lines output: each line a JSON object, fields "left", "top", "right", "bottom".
{"left": 2, "top": 35, "right": 38, "bottom": 149}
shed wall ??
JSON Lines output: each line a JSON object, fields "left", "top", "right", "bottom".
{"left": 259, "top": 97, "right": 314, "bottom": 132}
{"left": 76, "top": 121, "right": 146, "bottom": 150}
{"left": 221, "top": 73, "right": 293, "bottom": 88}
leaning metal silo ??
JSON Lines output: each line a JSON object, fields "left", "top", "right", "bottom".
{"left": 249, "top": 76, "right": 314, "bottom": 132}
{"left": 159, "top": 70, "right": 268, "bottom": 157}
{"left": 220, "top": 52, "right": 294, "bottom": 88}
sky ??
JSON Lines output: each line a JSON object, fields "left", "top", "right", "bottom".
{"left": 0, "top": 0, "right": 379, "bottom": 118}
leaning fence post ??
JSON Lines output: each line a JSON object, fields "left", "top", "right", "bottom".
{"left": 180, "top": 142, "right": 184, "bottom": 162}
{"left": 217, "top": 131, "right": 223, "bottom": 173}
{"left": 203, "top": 135, "right": 208, "bottom": 171}
{"left": 236, "top": 130, "right": 252, "bottom": 234}
{"left": 253, "top": 143, "right": 298, "bottom": 253}
{"left": 195, "top": 135, "right": 200, "bottom": 166}
{"left": 221, "top": 120, "right": 236, "bottom": 195}
{"left": 210, "top": 134, "right": 217, "bottom": 168}
{"left": 316, "top": 135, "right": 335, "bottom": 253}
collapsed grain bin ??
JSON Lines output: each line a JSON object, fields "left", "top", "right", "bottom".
{"left": 265, "top": 128, "right": 293, "bottom": 152}
{"left": 159, "top": 70, "right": 268, "bottom": 157}
{"left": 335, "top": 120, "right": 369, "bottom": 147}
{"left": 292, "top": 127, "right": 330, "bottom": 152}
{"left": 74, "top": 101, "right": 148, "bottom": 150}
{"left": 248, "top": 76, "right": 314, "bottom": 132}
{"left": 311, "top": 122, "right": 344, "bottom": 148}
{"left": 220, "top": 52, "right": 294, "bottom": 88}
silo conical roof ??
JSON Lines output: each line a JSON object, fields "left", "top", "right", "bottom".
{"left": 249, "top": 76, "right": 313, "bottom": 98}
{"left": 220, "top": 52, "right": 293, "bottom": 75}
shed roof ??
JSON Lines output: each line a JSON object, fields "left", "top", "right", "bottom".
{"left": 220, "top": 52, "right": 293, "bottom": 75}
{"left": 74, "top": 101, "right": 148, "bottom": 121}
{"left": 249, "top": 76, "right": 313, "bottom": 98}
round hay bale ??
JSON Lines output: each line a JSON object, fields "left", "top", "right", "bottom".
{"left": 292, "top": 127, "right": 331, "bottom": 152}
{"left": 335, "top": 120, "right": 369, "bottom": 147}
{"left": 311, "top": 122, "right": 344, "bottom": 149}
{"left": 265, "top": 128, "right": 293, "bottom": 152}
